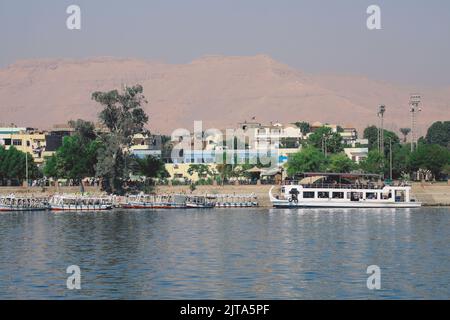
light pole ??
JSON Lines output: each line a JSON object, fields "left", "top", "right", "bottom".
{"left": 322, "top": 134, "right": 328, "bottom": 158}
{"left": 377, "top": 105, "right": 386, "bottom": 155}
{"left": 410, "top": 94, "right": 422, "bottom": 152}
{"left": 389, "top": 138, "right": 393, "bottom": 181}
{"left": 25, "top": 148, "right": 28, "bottom": 187}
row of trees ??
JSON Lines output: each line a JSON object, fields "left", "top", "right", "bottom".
{"left": 287, "top": 121, "right": 450, "bottom": 180}
{"left": 0, "top": 146, "right": 39, "bottom": 184}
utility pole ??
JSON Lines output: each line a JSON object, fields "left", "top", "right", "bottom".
{"left": 389, "top": 138, "right": 393, "bottom": 181}
{"left": 410, "top": 94, "right": 422, "bottom": 152}
{"left": 377, "top": 105, "right": 386, "bottom": 155}
{"left": 322, "top": 134, "right": 327, "bottom": 158}
{"left": 25, "top": 150, "right": 28, "bottom": 188}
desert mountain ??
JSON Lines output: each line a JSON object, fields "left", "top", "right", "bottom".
{"left": 0, "top": 55, "right": 448, "bottom": 136}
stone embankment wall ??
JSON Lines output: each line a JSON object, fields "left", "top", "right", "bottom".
{"left": 1, "top": 182, "right": 449, "bottom": 207}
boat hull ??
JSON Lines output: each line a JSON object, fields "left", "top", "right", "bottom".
{"left": 50, "top": 205, "right": 113, "bottom": 211}
{"left": 121, "top": 202, "right": 186, "bottom": 209}
{"left": 271, "top": 199, "right": 422, "bottom": 208}
{"left": 0, "top": 206, "right": 48, "bottom": 212}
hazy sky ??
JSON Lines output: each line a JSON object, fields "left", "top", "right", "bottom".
{"left": 1, "top": 0, "right": 450, "bottom": 86}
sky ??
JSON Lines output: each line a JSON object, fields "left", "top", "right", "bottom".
{"left": 1, "top": 0, "right": 450, "bottom": 86}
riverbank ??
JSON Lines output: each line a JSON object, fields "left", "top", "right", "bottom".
{"left": 1, "top": 182, "right": 449, "bottom": 207}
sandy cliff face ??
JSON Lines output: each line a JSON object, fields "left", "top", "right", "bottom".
{"left": 0, "top": 55, "right": 448, "bottom": 135}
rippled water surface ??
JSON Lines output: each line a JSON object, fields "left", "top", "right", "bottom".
{"left": 0, "top": 207, "right": 449, "bottom": 299}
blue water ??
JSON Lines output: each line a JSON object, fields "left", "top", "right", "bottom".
{"left": 0, "top": 207, "right": 449, "bottom": 299}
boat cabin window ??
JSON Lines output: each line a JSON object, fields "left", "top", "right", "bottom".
{"left": 382, "top": 192, "right": 392, "bottom": 200}
{"left": 332, "top": 192, "right": 344, "bottom": 199}
{"left": 395, "top": 190, "right": 406, "bottom": 202}
{"left": 303, "top": 192, "right": 315, "bottom": 199}
{"left": 349, "top": 192, "right": 363, "bottom": 201}
{"left": 318, "top": 192, "right": 330, "bottom": 199}
{"left": 366, "top": 192, "right": 378, "bottom": 200}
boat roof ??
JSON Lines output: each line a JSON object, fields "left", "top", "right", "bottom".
{"left": 299, "top": 172, "right": 382, "bottom": 179}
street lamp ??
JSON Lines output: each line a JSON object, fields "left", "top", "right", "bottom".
{"left": 410, "top": 94, "right": 422, "bottom": 152}
{"left": 389, "top": 138, "right": 393, "bottom": 181}
{"left": 377, "top": 105, "right": 386, "bottom": 154}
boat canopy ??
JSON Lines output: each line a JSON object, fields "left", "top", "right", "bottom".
{"left": 298, "top": 172, "right": 382, "bottom": 179}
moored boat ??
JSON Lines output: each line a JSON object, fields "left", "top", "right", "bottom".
{"left": 49, "top": 194, "right": 114, "bottom": 211}
{"left": 270, "top": 173, "right": 422, "bottom": 208}
{"left": 120, "top": 193, "right": 187, "bottom": 209}
{"left": 0, "top": 194, "right": 49, "bottom": 212}
{"left": 185, "top": 195, "right": 215, "bottom": 208}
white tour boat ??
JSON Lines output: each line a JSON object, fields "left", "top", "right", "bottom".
{"left": 185, "top": 195, "right": 216, "bottom": 208}
{"left": 0, "top": 194, "right": 49, "bottom": 212}
{"left": 269, "top": 173, "right": 422, "bottom": 208}
{"left": 49, "top": 194, "right": 114, "bottom": 211}
{"left": 121, "top": 193, "right": 187, "bottom": 209}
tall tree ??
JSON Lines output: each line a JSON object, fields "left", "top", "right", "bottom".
{"left": 307, "top": 126, "right": 343, "bottom": 154}
{"left": 92, "top": 84, "right": 149, "bottom": 194}
{"left": 425, "top": 121, "right": 450, "bottom": 149}
{"left": 363, "top": 125, "right": 400, "bottom": 154}
{"left": 0, "top": 146, "right": 39, "bottom": 183}
{"left": 52, "top": 135, "right": 100, "bottom": 192}
{"left": 327, "top": 153, "right": 356, "bottom": 173}
{"left": 400, "top": 128, "right": 411, "bottom": 143}
{"left": 286, "top": 146, "right": 327, "bottom": 177}
{"left": 360, "top": 150, "right": 387, "bottom": 176}
{"left": 409, "top": 144, "right": 450, "bottom": 178}
{"left": 294, "top": 121, "right": 311, "bottom": 135}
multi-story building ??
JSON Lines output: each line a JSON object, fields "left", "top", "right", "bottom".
{"left": 0, "top": 127, "right": 47, "bottom": 165}
{"left": 129, "top": 134, "right": 162, "bottom": 158}
{"left": 344, "top": 139, "right": 369, "bottom": 164}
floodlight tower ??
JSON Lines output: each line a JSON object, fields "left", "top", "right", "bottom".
{"left": 409, "top": 94, "right": 422, "bottom": 152}
{"left": 377, "top": 105, "right": 386, "bottom": 154}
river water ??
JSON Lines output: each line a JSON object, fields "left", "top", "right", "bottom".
{"left": 0, "top": 207, "right": 449, "bottom": 299}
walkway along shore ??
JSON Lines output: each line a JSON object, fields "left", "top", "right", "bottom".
{"left": 1, "top": 182, "right": 450, "bottom": 207}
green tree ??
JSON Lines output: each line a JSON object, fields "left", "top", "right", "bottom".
{"left": 187, "top": 164, "right": 212, "bottom": 179}
{"left": 92, "top": 84, "right": 149, "bottom": 194}
{"left": 286, "top": 146, "right": 327, "bottom": 177}
{"left": 360, "top": 150, "right": 387, "bottom": 176}
{"left": 133, "top": 155, "right": 167, "bottom": 178}
{"left": 52, "top": 135, "right": 100, "bottom": 192}
{"left": 409, "top": 144, "right": 450, "bottom": 179}
{"left": 363, "top": 125, "right": 379, "bottom": 150}
{"left": 294, "top": 121, "right": 311, "bottom": 135}
{"left": 363, "top": 125, "right": 400, "bottom": 154}
{"left": 400, "top": 128, "right": 411, "bottom": 143}
{"left": 307, "top": 126, "right": 343, "bottom": 154}
{"left": 69, "top": 119, "right": 97, "bottom": 143}
{"left": 327, "top": 153, "right": 356, "bottom": 173}
{"left": 43, "top": 155, "right": 58, "bottom": 179}
{"left": 425, "top": 121, "right": 450, "bottom": 149}
{"left": 392, "top": 144, "right": 412, "bottom": 178}
{"left": 0, "top": 146, "right": 39, "bottom": 183}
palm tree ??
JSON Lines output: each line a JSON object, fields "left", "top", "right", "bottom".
{"left": 400, "top": 128, "right": 411, "bottom": 143}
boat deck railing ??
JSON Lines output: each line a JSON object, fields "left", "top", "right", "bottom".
{"left": 282, "top": 182, "right": 407, "bottom": 190}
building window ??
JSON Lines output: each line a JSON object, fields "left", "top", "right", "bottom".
{"left": 13, "top": 139, "right": 22, "bottom": 146}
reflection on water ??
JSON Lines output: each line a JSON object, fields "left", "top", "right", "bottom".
{"left": 0, "top": 207, "right": 449, "bottom": 299}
